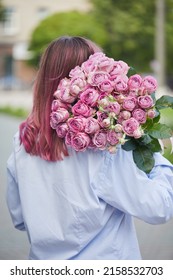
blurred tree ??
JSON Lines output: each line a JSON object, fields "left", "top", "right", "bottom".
{"left": 90, "top": 0, "right": 155, "bottom": 72}
{"left": 0, "top": 0, "right": 5, "bottom": 21}
{"left": 28, "top": 0, "right": 173, "bottom": 78}
{"left": 90, "top": 0, "right": 173, "bottom": 76}
{"left": 165, "top": 0, "right": 173, "bottom": 84}
{"left": 28, "top": 11, "right": 108, "bottom": 67}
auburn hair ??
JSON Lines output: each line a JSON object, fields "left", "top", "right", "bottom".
{"left": 20, "top": 36, "right": 101, "bottom": 161}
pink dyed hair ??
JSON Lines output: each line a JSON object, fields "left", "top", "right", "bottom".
{"left": 20, "top": 36, "right": 101, "bottom": 161}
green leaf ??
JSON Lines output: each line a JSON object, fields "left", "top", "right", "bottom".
{"left": 155, "top": 95, "right": 173, "bottom": 110}
{"left": 140, "top": 134, "right": 152, "bottom": 145}
{"left": 147, "top": 138, "right": 162, "bottom": 153}
{"left": 142, "top": 118, "right": 155, "bottom": 130}
{"left": 133, "top": 146, "right": 155, "bottom": 173}
{"left": 152, "top": 111, "right": 160, "bottom": 123}
{"left": 142, "top": 111, "right": 160, "bottom": 130}
{"left": 151, "top": 92, "right": 156, "bottom": 103}
{"left": 122, "top": 138, "right": 137, "bottom": 151}
{"left": 127, "top": 66, "right": 137, "bottom": 77}
{"left": 147, "top": 123, "right": 172, "bottom": 139}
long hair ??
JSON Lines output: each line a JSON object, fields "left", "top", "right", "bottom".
{"left": 20, "top": 36, "right": 101, "bottom": 161}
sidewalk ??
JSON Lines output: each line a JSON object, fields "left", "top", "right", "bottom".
{"left": 0, "top": 90, "right": 33, "bottom": 110}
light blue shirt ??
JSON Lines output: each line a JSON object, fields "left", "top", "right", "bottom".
{"left": 7, "top": 132, "right": 173, "bottom": 260}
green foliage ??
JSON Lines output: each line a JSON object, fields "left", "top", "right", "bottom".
{"left": 155, "top": 95, "right": 173, "bottom": 110}
{"left": 28, "top": 11, "right": 108, "bottom": 67}
{"left": 158, "top": 108, "right": 173, "bottom": 163}
{"left": 165, "top": 0, "right": 173, "bottom": 76}
{"left": 0, "top": 106, "right": 28, "bottom": 118}
{"left": 0, "top": 0, "right": 5, "bottom": 21}
{"left": 122, "top": 95, "right": 173, "bottom": 173}
{"left": 28, "top": 0, "right": 173, "bottom": 75}
{"left": 90, "top": 0, "right": 155, "bottom": 73}
{"left": 160, "top": 107, "right": 173, "bottom": 129}
{"left": 163, "top": 143, "right": 173, "bottom": 164}
{"left": 133, "top": 146, "right": 155, "bottom": 174}
{"left": 90, "top": 0, "right": 173, "bottom": 75}
{"left": 147, "top": 123, "right": 172, "bottom": 139}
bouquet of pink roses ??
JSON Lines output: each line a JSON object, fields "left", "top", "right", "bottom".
{"left": 50, "top": 52, "right": 173, "bottom": 173}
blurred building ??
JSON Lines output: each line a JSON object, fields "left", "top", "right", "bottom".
{"left": 0, "top": 0, "right": 89, "bottom": 90}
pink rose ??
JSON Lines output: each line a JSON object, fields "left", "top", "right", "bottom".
{"left": 51, "top": 99, "right": 69, "bottom": 111}
{"left": 80, "top": 87, "right": 99, "bottom": 107}
{"left": 57, "top": 78, "right": 70, "bottom": 88}
{"left": 102, "top": 117, "right": 111, "bottom": 128}
{"left": 70, "top": 77, "right": 87, "bottom": 96}
{"left": 98, "top": 80, "right": 114, "bottom": 93}
{"left": 92, "top": 130, "right": 107, "bottom": 149}
{"left": 137, "top": 87, "right": 148, "bottom": 96}
{"left": 86, "top": 53, "right": 113, "bottom": 74}
{"left": 88, "top": 52, "right": 106, "bottom": 66}
{"left": 98, "top": 96, "right": 110, "bottom": 108}
{"left": 50, "top": 108, "right": 70, "bottom": 128}
{"left": 97, "top": 56, "right": 114, "bottom": 73}
{"left": 128, "top": 74, "right": 142, "bottom": 90}
{"left": 107, "top": 130, "right": 119, "bottom": 145}
{"left": 50, "top": 115, "right": 58, "bottom": 129}
{"left": 54, "top": 87, "right": 76, "bottom": 104}
{"left": 69, "top": 66, "right": 85, "bottom": 79}
{"left": 114, "top": 75, "right": 128, "bottom": 91}
{"left": 97, "top": 112, "right": 109, "bottom": 127}
{"left": 65, "top": 131, "right": 75, "bottom": 146}
{"left": 67, "top": 116, "right": 86, "bottom": 133}
{"left": 71, "top": 132, "right": 90, "bottom": 151}
{"left": 132, "top": 108, "right": 146, "bottom": 124}
{"left": 122, "top": 117, "right": 140, "bottom": 137}
{"left": 123, "top": 96, "right": 137, "bottom": 111}
{"left": 98, "top": 92, "right": 108, "bottom": 100}
{"left": 85, "top": 117, "right": 100, "bottom": 134}
{"left": 147, "top": 109, "right": 156, "bottom": 119}
{"left": 110, "top": 60, "right": 130, "bottom": 76}
{"left": 56, "top": 123, "right": 68, "bottom": 138}
{"left": 114, "top": 124, "right": 123, "bottom": 132}
{"left": 51, "top": 99, "right": 59, "bottom": 111}
{"left": 138, "top": 95, "right": 154, "bottom": 109}
{"left": 141, "top": 75, "right": 158, "bottom": 94}
{"left": 120, "top": 110, "right": 131, "bottom": 120}
{"left": 72, "top": 100, "right": 94, "bottom": 117}
{"left": 81, "top": 58, "right": 98, "bottom": 74}
{"left": 111, "top": 60, "right": 129, "bottom": 75}
{"left": 106, "top": 101, "right": 121, "bottom": 115}
{"left": 133, "top": 128, "right": 143, "bottom": 139}
{"left": 88, "top": 71, "right": 110, "bottom": 86}
{"left": 114, "top": 93, "right": 125, "bottom": 104}
{"left": 129, "top": 89, "right": 138, "bottom": 97}
{"left": 89, "top": 52, "right": 105, "bottom": 60}
{"left": 117, "top": 111, "right": 131, "bottom": 124}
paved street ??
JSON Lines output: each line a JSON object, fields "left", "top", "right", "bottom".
{"left": 135, "top": 218, "right": 173, "bottom": 259}
{"left": 0, "top": 114, "right": 29, "bottom": 259}
{"left": 0, "top": 113, "right": 173, "bottom": 260}
{"left": 0, "top": 90, "right": 32, "bottom": 110}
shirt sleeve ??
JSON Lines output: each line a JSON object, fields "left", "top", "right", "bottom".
{"left": 92, "top": 148, "right": 173, "bottom": 225}
{"left": 6, "top": 152, "right": 26, "bottom": 231}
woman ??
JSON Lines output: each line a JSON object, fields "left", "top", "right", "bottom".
{"left": 6, "top": 36, "right": 173, "bottom": 260}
